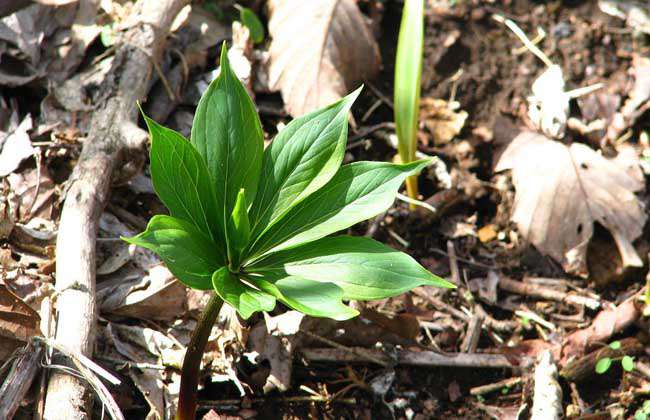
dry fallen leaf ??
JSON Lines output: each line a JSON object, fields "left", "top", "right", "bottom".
{"left": 495, "top": 131, "right": 646, "bottom": 276}
{"left": 0, "top": 284, "right": 40, "bottom": 361}
{"left": 420, "top": 98, "right": 468, "bottom": 145}
{"left": 247, "top": 311, "right": 305, "bottom": 393}
{"left": 99, "top": 265, "right": 187, "bottom": 320}
{"left": 0, "top": 114, "right": 35, "bottom": 177}
{"left": 267, "top": 0, "right": 380, "bottom": 116}
{"left": 6, "top": 165, "right": 56, "bottom": 221}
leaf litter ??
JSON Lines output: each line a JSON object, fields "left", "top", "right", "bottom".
{"left": 1, "top": 0, "right": 650, "bottom": 419}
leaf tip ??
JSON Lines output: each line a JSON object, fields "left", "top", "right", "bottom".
{"left": 219, "top": 41, "right": 230, "bottom": 73}
{"left": 336, "top": 307, "right": 360, "bottom": 321}
{"left": 431, "top": 274, "right": 456, "bottom": 289}
{"left": 343, "top": 85, "right": 363, "bottom": 108}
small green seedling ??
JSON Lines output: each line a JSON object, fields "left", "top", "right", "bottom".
{"left": 394, "top": 0, "right": 424, "bottom": 207}
{"left": 126, "top": 43, "right": 452, "bottom": 420}
{"left": 237, "top": 6, "right": 265, "bottom": 44}
{"left": 595, "top": 341, "right": 635, "bottom": 374}
{"left": 635, "top": 400, "right": 650, "bottom": 420}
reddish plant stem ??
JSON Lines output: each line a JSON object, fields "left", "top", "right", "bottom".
{"left": 176, "top": 294, "right": 224, "bottom": 420}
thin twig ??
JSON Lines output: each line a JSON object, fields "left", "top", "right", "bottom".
{"left": 470, "top": 377, "right": 522, "bottom": 396}
{"left": 396, "top": 193, "right": 437, "bottom": 214}
{"left": 492, "top": 14, "right": 553, "bottom": 67}
{"left": 299, "top": 330, "right": 389, "bottom": 367}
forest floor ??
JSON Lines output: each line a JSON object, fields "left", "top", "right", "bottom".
{"left": 1, "top": 0, "right": 649, "bottom": 419}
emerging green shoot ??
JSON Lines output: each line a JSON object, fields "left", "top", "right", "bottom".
{"left": 595, "top": 341, "right": 635, "bottom": 374}
{"left": 635, "top": 400, "right": 650, "bottom": 420}
{"left": 394, "top": 0, "right": 424, "bottom": 207}
{"left": 125, "top": 42, "right": 452, "bottom": 419}
{"left": 238, "top": 6, "right": 265, "bottom": 44}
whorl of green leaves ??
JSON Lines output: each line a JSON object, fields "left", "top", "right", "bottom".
{"left": 125, "top": 43, "right": 452, "bottom": 320}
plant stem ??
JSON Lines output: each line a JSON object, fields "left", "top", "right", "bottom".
{"left": 405, "top": 176, "right": 419, "bottom": 210}
{"left": 176, "top": 293, "right": 224, "bottom": 420}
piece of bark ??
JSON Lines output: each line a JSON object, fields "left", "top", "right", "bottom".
{"left": 301, "top": 348, "right": 532, "bottom": 369}
{"left": 460, "top": 309, "right": 484, "bottom": 353}
{"left": 0, "top": 340, "right": 43, "bottom": 419}
{"left": 531, "top": 350, "right": 562, "bottom": 420}
{"left": 43, "top": 1, "right": 188, "bottom": 419}
{"left": 560, "top": 337, "right": 643, "bottom": 382}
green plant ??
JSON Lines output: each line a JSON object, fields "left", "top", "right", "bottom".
{"left": 237, "top": 6, "right": 264, "bottom": 44}
{"left": 595, "top": 341, "right": 635, "bottom": 374}
{"left": 125, "top": 44, "right": 452, "bottom": 420}
{"left": 635, "top": 400, "right": 650, "bottom": 420}
{"left": 394, "top": 0, "right": 424, "bottom": 207}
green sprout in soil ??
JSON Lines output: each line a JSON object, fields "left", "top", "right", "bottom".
{"left": 394, "top": 0, "right": 424, "bottom": 208}
{"left": 595, "top": 341, "right": 635, "bottom": 374}
{"left": 125, "top": 43, "right": 453, "bottom": 420}
{"left": 635, "top": 400, "right": 650, "bottom": 420}
{"left": 236, "top": 5, "right": 265, "bottom": 44}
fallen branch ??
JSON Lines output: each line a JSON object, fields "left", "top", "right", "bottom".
{"left": 43, "top": 1, "right": 188, "bottom": 418}
{"left": 498, "top": 277, "right": 601, "bottom": 310}
{"left": 560, "top": 337, "right": 643, "bottom": 382}
{"left": 531, "top": 350, "right": 562, "bottom": 420}
{"left": 301, "top": 348, "right": 532, "bottom": 369}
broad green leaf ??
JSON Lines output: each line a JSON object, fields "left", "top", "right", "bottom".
{"left": 191, "top": 44, "right": 263, "bottom": 238}
{"left": 621, "top": 355, "right": 635, "bottom": 372}
{"left": 227, "top": 188, "right": 250, "bottom": 267}
{"left": 124, "top": 215, "right": 224, "bottom": 290}
{"left": 252, "top": 276, "right": 359, "bottom": 321}
{"left": 595, "top": 357, "right": 612, "bottom": 374}
{"left": 609, "top": 341, "right": 621, "bottom": 350}
{"left": 239, "top": 7, "right": 265, "bottom": 44}
{"left": 394, "top": 0, "right": 424, "bottom": 200}
{"left": 248, "top": 235, "right": 453, "bottom": 301}
{"left": 212, "top": 268, "right": 275, "bottom": 319}
{"left": 249, "top": 89, "right": 360, "bottom": 236}
{"left": 247, "top": 159, "right": 431, "bottom": 257}
{"left": 144, "top": 113, "right": 222, "bottom": 244}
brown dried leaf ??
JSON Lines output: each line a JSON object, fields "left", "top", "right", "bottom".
{"left": 0, "top": 114, "right": 34, "bottom": 177}
{"left": 420, "top": 98, "right": 468, "bottom": 145}
{"left": 98, "top": 265, "right": 187, "bottom": 320}
{"left": 0, "top": 283, "right": 40, "bottom": 361}
{"left": 495, "top": 131, "right": 646, "bottom": 276}
{"left": 0, "top": 284, "right": 40, "bottom": 341}
{"left": 6, "top": 165, "right": 56, "bottom": 221}
{"left": 267, "top": 0, "right": 380, "bottom": 116}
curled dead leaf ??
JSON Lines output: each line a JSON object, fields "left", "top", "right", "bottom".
{"left": 495, "top": 131, "right": 646, "bottom": 276}
{"left": 267, "top": 0, "right": 381, "bottom": 116}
